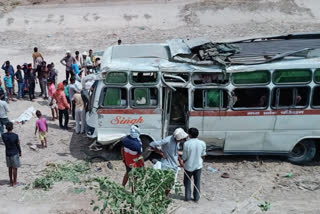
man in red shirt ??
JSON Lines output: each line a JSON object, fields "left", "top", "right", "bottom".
{"left": 121, "top": 125, "right": 144, "bottom": 187}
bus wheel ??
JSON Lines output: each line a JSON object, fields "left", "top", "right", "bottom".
{"left": 288, "top": 141, "right": 316, "bottom": 164}
{"left": 140, "top": 136, "right": 152, "bottom": 160}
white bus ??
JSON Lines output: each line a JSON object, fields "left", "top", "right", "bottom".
{"left": 86, "top": 34, "right": 320, "bottom": 164}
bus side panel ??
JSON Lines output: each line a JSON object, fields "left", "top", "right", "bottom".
{"left": 264, "top": 114, "right": 320, "bottom": 151}
{"left": 263, "top": 130, "right": 316, "bottom": 152}
{"left": 274, "top": 115, "right": 319, "bottom": 130}
{"left": 97, "top": 113, "right": 162, "bottom": 141}
{"left": 221, "top": 115, "right": 276, "bottom": 151}
{"left": 189, "top": 114, "right": 226, "bottom": 148}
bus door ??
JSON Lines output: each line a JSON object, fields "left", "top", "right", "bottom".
{"left": 161, "top": 73, "right": 189, "bottom": 137}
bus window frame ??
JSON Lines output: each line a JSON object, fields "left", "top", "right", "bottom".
{"left": 310, "top": 85, "right": 320, "bottom": 109}
{"left": 191, "top": 72, "right": 230, "bottom": 86}
{"left": 129, "top": 71, "right": 159, "bottom": 85}
{"left": 129, "top": 86, "right": 159, "bottom": 109}
{"left": 231, "top": 87, "right": 270, "bottom": 111}
{"left": 99, "top": 86, "right": 128, "bottom": 109}
{"left": 231, "top": 70, "right": 271, "bottom": 86}
{"left": 270, "top": 86, "right": 311, "bottom": 110}
{"left": 163, "top": 72, "right": 190, "bottom": 83}
{"left": 272, "top": 69, "right": 312, "bottom": 85}
{"left": 313, "top": 68, "right": 320, "bottom": 84}
{"left": 192, "top": 88, "right": 229, "bottom": 111}
{"left": 104, "top": 71, "right": 128, "bottom": 85}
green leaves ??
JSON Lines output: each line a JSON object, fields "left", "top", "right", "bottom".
{"left": 91, "top": 168, "right": 180, "bottom": 214}
{"left": 258, "top": 201, "right": 271, "bottom": 212}
{"left": 32, "top": 161, "right": 90, "bottom": 190}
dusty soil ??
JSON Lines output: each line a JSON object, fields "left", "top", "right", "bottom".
{"left": 0, "top": 0, "right": 320, "bottom": 213}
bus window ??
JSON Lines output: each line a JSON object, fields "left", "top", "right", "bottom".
{"left": 232, "top": 88, "right": 269, "bottom": 109}
{"left": 102, "top": 88, "right": 127, "bottom": 107}
{"left": 312, "top": 86, "right": 320, "bottom": 107}
{"left": 271, "top": 87, "right": 310, "bottom": 109}
{"left": 131, "top": 71, "right": 158, "bottom": 84}
{"left": 193, "top": 89, "right": 228, "bottom": 109}
{"left": 273, "top": 69, "right": 312, "bottom": 84}
{"left": 232, "top": 70, "right": 270, "bottom": 85}
{"left": 105, "top": 72, "right": 127, "bottom": 84}
{"left": 131, "top": 88, "right": 158, "bottom": 107}
{"left": 192, "top": 72, "right": 229, "bottom": 85}
{"left": 314, "top": 69, "right": 320, "bottom": 83}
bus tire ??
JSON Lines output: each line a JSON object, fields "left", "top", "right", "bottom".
{"left": 140, "top": 135, "right": 153, "bottom": 160}
{"left": 288, "top": 141, "right": 316, "bottom": 165}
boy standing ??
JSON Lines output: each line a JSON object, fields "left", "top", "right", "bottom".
{"left": 14, "top": 65, "right": 24, "bottom": 99}
{"left": 2, "top": 122, "right": 21, "bottom": 186}
{"left": 34, "top": 110, "right": 48, "bottom": 148}
{"left": 4, "top": 71, "right": 13, "bottom": 103}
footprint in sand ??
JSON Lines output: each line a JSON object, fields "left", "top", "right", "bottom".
{"left": 59, "top": 15, "right": 64, "bottom": 24}
{"left": 83, "top": 13, "right": 90, "bottom": 21}
{"left": 92, "top": 13, "right": 100, "bottom": 21}
{"left": 6, "top": 17, "right": 14, "bottom": 26}
{"left": 45, "top": 14, "right": 54, "bottom": 23}
{"left": 144, "top": 13, "right": 152, "bottom": 19}
{"left": 123, "top": 14, "right": 139, "bottom": 22}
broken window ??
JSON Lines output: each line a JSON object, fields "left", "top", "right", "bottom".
{"left": 193, "top": 89, "right": 228, "bottom": 109}
{"left": 163, "top": 73, "right": 189, "bottom": 83}
{"left": 192, "top": 72, "right": 229, "bottom": 85}
{"left": 232, "top": 88, "right": 269, "bottom": 109}
{"left": 102, "top": 87, "right": 127, "bottom": 107}
{"left": 105, "top": 72, "right": 127, "bottom": 84}
{"left": 131, "top": 71, "right": 158, "bottom": 84}
{"left": 311, "top": 86, "right": 320, "bottom": 107}
{"left": 273, "top": 69, "right": 311, "bottom": 84}
{"left": 271, "top": 87, "right": 310, "bottom": 109}
{"left": 232, "top": 70, "right": 270, "bottom": 85}
{"left": 314, "top": 69, "right": 320, "bottom": 83}
{"left": 131, "top": 87, "right": 158, "bottom": 107}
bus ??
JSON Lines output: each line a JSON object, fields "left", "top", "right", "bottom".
{"left": 86, "top": 33, "right": 320, "bottom": 164}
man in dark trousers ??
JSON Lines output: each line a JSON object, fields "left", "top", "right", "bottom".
{"left": 181, "top": 128, "right": 206, "bottom": 202}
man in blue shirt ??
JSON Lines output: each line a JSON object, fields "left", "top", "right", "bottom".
{"left": 182, "top": 128, "right": 206, "bottom": 202}
{"left": 2, "top": 61, "right": 15, "bottom": 95}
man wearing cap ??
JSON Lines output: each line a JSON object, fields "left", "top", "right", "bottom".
{"left": 60, "top": 51, "right": 75, "bottom": 81}
{"left": 121, "top": 125, "right": 144, "bottom": 187}
{"left": 149, "top": 128, "right": 188, "bottom": 195}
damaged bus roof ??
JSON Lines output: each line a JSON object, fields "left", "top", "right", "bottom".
{"left": 100, "top": 33, "right": 320, "bottom": 74}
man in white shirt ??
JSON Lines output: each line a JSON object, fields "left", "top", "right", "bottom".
{"left": 0, "top": 92, "right": 9, "bottom": 135}
{"left": 182, "top": 128, "right": 206, "bottom": 202}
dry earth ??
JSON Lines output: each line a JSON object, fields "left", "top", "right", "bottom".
{"left": 0, "top": 0, "right": 320, "bottom": 213}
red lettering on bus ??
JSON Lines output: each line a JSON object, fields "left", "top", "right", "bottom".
{"left": 110, "top": 116, "right": 144, "bottom": 125}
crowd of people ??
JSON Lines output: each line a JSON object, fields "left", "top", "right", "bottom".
{"left": 1, "top": 47, "right": 101, "bottom": 186}
{"left": 1, "top": 44, "right": 206, "bottom": 203}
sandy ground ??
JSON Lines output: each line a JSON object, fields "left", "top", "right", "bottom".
{"left": 0, "top": 0, "right": 320, "bottom": 213}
